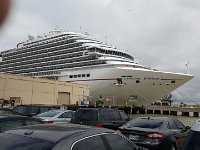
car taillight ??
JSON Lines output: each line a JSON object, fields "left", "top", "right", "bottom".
{"left": 146, "top": 133, "right": 166, "bottom": 139}
{"left": 44, "top": 120, "right": 54, "bottom": 124}
{"left": 96, "top": 124, "right": 103, "bottom": 127}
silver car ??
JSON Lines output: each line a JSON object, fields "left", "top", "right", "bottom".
{"left": 35, "top": 109, "right": 75, "bottom": 123}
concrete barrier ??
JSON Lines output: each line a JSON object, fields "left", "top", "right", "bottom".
{"left": 144, "top": 106, "right": 200, "bottom": 117}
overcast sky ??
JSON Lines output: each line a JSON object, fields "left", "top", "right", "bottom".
{"left": 0, "top": 0, "right": 199, "bottom": 103}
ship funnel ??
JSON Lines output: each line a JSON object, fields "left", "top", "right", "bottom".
{"left": 28, "top": 34, "right": 35, "bottom": 40}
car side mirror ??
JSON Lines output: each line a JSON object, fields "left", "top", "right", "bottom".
{"left": 186, "top": 126, "right": 191, "bottom": 130}
{"left": 181, "top": 126, "right": 190, "bottom": 132}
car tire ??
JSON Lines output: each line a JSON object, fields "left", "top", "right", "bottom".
{"left": 170, "top": 144, "right": 176, "bottom": 150}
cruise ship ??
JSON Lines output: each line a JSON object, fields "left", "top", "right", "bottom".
{"left": 0, "top": 30, "right": 193, "bottom": 106}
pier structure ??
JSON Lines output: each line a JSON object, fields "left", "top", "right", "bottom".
{"left": 144, "top": 106, "right": 200, "bottom": 117}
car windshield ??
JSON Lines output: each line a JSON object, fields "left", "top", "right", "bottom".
{"left": 13, "top": 106, "right": 27, "bottom": 114}
{"left": 125, "top": 118, "right": 164, "bottom": 129}
{"left": 0, "top": 133, "right": 55, "bottom": 150}
{"left": 36, "top": 111, "right": 60, "bottom": 117}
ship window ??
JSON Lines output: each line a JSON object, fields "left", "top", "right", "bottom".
{"left": 78, "top": 74, "right": 81, "bottom": 78}
{"left": 82, "top": 74, "right": 85, "bottom": 77}
{"left": 74, "top": 75, "right": 77, "bottom": 78}
{"left": 136, "top": 80, "right": 140, "bottom": 83}
{"left": 86, "top": 74, "right": 90, "bottom": 77}
{"left": 171, "top": 80, "right": 176, "bottom": 84}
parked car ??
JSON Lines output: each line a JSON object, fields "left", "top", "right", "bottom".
{"left": 34, "top": 109, "right": 75, "bottom": 123}
{"left": 182, "top": 118, "right": 200, "bottom": 150}
{"left": 0, "top": 108, "right": 17, "bottom": 115}
{"left": 0, "top": 123, "right": 140, "bottom": 150}
{"left": 0, "top": 115, "right": 43, "bottom": 133}
{"left": 13, "top": 105, "right": 52, "bottom": 116}
{"left": 70, "top": 107, "right": 129, "bottom": 130}
{"left": 118, "top": 117, "right": 190, "bottom": 150}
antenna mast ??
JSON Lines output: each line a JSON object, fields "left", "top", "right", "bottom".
{"left": 185, "top": 61, "right": 190, "bottom": 74}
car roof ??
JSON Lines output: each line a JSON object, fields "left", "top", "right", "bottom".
{"left": 14, "top": 104, "right": 47, "bottom": 107}
{"left": 78, "top": 107, "right": 120, "bottom": 111}
{"left": 0, "top": 108, "right": 13, "bottom": 110}
{"left": 4, "top": 123, "right": 115, "bottom": 143}
{"left": 78, "top": 107, "right": 100, "bottom": 110}
{"left": 46, "top": 109, "right": 74, "bottom": 113}
{"left": 0, "top": 115, "right": 43, "bottom": 122}
{"left": 191, "top": 119, "right": 200, "bottom": 131}
{"left": 0, "top": 115, "right": 27, "bottom": 119}
{"left": 135, "top": 116, "right": 170, "bottom": 121}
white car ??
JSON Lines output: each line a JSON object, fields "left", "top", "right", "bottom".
{"left": 35, "top": 109, "right": 75, "bottom": 123}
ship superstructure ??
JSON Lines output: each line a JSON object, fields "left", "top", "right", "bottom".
{"left": 0, "top": 30, "right": 193, "bottom": 106}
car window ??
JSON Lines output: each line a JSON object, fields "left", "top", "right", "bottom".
{"left": 0, "top": 109, "right": 15, "bottom": 115}
{"left": 37, "top": 111, "right": 60, "bottom": 117}
{"left": 71, "top": 109, "right": 98, "bottom": 123}
{"left": 102, "top": 110, "right": 111, "bottom": 121}
{"left": 0, "top": 133, "right": 55, "bottom": 150}
{"left": 72, "top": 135, "right": 106, "bottom": 150}
{"left": 59, "top": 112, "right": 73, "bottom": 118}
{"left": 29, "top": 106, "right": 39, "bottom": 115}
{"left": 40, "top": 107, "right": 49, "bottom": 113}
{"left": 125, "top": 118, "right": 164, "bottom": 129}
{"left": 104, "top": 134, "right": 136, "bottom": 150}
{"left": 119, "top": 111, "right": 129, "bottom": 121}
{"left": 0, "top": 120, "right": 23, "bottom": 132}
{"left": 13, "top": 106, "right": 27, "bottom": 114}
{"left": 167, "top": 119, "right": 178, "bottom": 129}
{"left": 25, "top": 120, "right": 42, "bottom": 126}
{"left": 174, "top": 119, "right": 185, "bottom": 129}
{"left": 182, "top": 130, "right": 200, "bottom": 150}
{"left": 110, "top": 110, "right": 121, "bottom": 120}
{"left": 166, "top": 122, "right": 170, "bottom": 129}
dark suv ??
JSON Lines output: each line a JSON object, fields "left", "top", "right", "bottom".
{"left": 70, "top": 108, "right": 129, "bottom": 130}
{"left": 13, "top": 105, "right": 52, "bottom": 116}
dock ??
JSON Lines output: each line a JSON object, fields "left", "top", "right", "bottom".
{"left": 145, "top": 106, "right": 200, "bottom": 117}
{"left": 65, "top": 105, "right": 200, "bottom": 117}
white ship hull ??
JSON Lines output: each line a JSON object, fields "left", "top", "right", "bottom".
{"left": 59, "top": 65, "right": 193, "bottom": 106}
{"left": 0, "top": 30, "right": 193, "bottom": 106}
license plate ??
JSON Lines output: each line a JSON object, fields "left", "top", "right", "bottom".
{"left": 129, "top": 134, "right": 139, "bottom": 141}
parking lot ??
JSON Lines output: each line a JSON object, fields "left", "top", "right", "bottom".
{"left": 0, "top": 105, "right": 199, "bottom": 150}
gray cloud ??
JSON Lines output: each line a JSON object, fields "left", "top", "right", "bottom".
{"left": 0, "top": 0, "right": 199, "bottom": 103}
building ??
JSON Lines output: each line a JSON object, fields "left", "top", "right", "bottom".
{"left": 0, "top": 72, "right": 89, "bottom": 105}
